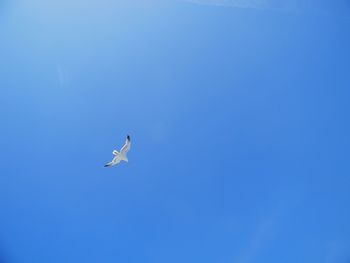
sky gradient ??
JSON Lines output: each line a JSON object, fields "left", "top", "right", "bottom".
{"left": 0, "top": 1, "right": 350, "bottom": 262}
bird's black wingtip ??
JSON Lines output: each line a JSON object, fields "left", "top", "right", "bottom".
{"left": 127, "top": 135, "right": 131, "bottom": 141}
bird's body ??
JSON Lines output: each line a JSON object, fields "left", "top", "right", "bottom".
{"left": 104, "top": 135, "right": 131, "bottom": 167}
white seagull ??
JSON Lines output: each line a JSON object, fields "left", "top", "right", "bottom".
{"left": 104, "top": 135, "right": 131, "bottom": 167}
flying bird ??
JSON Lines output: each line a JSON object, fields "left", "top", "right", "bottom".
{"left": 104, "top": 135, "right": 131, "bottom": 167}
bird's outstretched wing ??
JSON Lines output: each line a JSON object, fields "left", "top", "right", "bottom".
{"left": 120, "top": 135, "right": 131, "bottom": 156}
{"left": 104, "top": 155, "right": 122, "bottom": 167}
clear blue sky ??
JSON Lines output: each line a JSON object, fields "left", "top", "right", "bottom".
{"left": 0, "top": 1, "right": 350, "bottom": 262}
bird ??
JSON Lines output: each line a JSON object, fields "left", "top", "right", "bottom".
{"left": 104, "top": 135, "right": 131, "bottom": 167}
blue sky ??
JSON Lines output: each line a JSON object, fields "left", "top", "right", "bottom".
{"left": 0, "top": 1, "right": 350, "bottom": 262}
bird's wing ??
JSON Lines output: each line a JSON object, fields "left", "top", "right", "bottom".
{"left": 104, "top": 162, "right": 113, "bottom": 167}
{"left": 104, "top": 155, "right": 122, "bottom": 167}
{"left": 120, "top": 135, "right": 131, "bottom": 155}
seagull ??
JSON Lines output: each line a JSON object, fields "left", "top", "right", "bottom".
{"left": 104, "top": 135, "right": 131, "bottom": 167}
